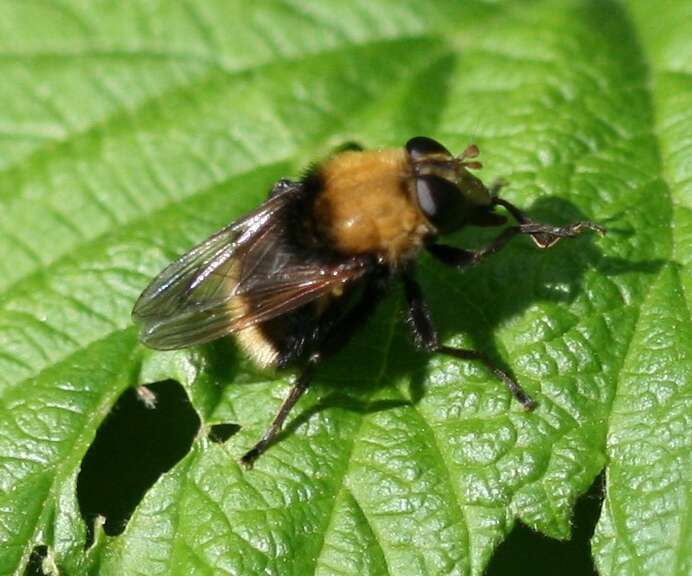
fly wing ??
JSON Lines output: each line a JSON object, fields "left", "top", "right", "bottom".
{"left": 133, "top": 192, "right": 286, "bottom": 322}
{"left": 132, "top": 189, "right": 368, "bottom": 350}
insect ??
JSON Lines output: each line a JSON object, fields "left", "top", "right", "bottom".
{"left": 132, "top": 136, "right": 605, "bottom": 467}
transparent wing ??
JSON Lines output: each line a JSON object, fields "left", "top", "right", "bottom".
{"left": 132, "top": 189, "right": 368, "bottom": 350}
{"left": 132, "top": 192, "right": 285, "bottom": 321}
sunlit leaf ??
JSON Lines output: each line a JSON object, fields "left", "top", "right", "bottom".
{"left": 0, "top": 1, "right": 689, "bottom": 575}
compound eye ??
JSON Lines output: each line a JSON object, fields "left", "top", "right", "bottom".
{"left": 406, "top": 136, "right": 452, "bottom": 161}
{"left": 415, "top": 175, "right": 466, "bottom": 232}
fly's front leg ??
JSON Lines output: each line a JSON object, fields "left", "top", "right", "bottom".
{"left": 427, "top": 226, "right": 521, "bottom": 269}
{"left": 492, "top": 197, "right": 606, "bottom": 248}
{"left": 403, "top": 269, "right": 536, "bottom": 409}
{"left": 428, "top": 191, "right": 605, "bottom": 268}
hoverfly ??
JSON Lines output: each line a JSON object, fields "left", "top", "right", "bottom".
{"left": 133, "top": 137, "right": 605, "bottom": 466}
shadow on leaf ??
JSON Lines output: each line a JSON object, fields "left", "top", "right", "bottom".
{"left": 487, "top": 472, "right": 605, "bottom": 575}
{"left": 212, "top": 195, "right": 662, "bottom": 448}
{"left": 77, "top": 380, "right": 200, "bottom": 544}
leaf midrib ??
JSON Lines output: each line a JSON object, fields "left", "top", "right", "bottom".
{"left": 311, "top": 302, "right": 401, "bottom": 576}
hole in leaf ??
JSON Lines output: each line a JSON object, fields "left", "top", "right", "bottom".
{"left": 208, "top": 423, "right": 240, "bottom": 444}
{"left": 77, "top": 380, "right": 200, "bottom": 543}
{"left": 487, "top": 472, "right": 605, "bottom": 575}
{"left": 23, "top": 546, "right": 47, "bottom": 576}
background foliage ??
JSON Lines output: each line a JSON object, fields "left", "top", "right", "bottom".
{"left": 0, "top": 1, "right": 689, "bottom": 575}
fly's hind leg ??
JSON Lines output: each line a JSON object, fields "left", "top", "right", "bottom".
{"left": 240, "top": 270, "right": 386, "bottom": 468}
{"left": 240, "top": 358, "right": 317, "bottom": 468}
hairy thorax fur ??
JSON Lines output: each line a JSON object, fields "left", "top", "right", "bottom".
{"left": 312, "top": 149, "right": 433, "bottom": 264}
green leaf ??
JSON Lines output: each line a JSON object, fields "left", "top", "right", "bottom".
{"left": 590, "top": 2, "right": 692, "bottom": 575}
{"left": 0, "top": 1, "right": 689, "bottom": 575}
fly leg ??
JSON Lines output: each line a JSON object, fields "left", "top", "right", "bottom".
{"left": 240, "top": 273, "right": 387, "bottom": 468}
{"left": 403, "top": 268, "right": 536, "bottom": 409}
{"left": 427, "top": 226, "right": 522, "bottom": 268}
{"left": 240, "top": 359, "right": 317, "bottom": 468}
{"left": 492, "top": 196, "right": 606, "bottom": 249}
{"left": 428, "top": 200, "right": 604, "bottom": 268}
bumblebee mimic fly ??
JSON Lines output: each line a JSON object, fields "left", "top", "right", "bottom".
{"left": 133, "top": 136, "right": 605, "bottom": 467}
